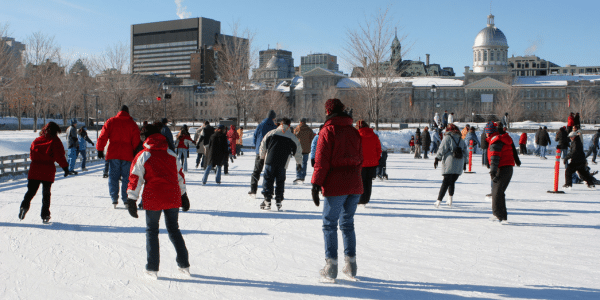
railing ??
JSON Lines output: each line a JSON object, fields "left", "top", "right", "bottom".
{"left": 0, "top": 148, "right": 101, "bottom": 178}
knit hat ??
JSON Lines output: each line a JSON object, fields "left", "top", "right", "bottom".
{"left": 484, "top": 122, "right": 497, "bottom": 134}
{"left": 324, "top": 98, "right": 345, "bottom": 115}
{"left": 217, "top": 124, "right": 225, "bottom": 130}
{"left": 161, "top": 118, "right": 169, "bottom": 124}
{"left": 356, "top": 120, "right": 368, "bottom": 129}
{"left": 300, "top": 118, "right": 307, "bottom": 123}
{"left": 121, "top": 105, "right": 129, "bottom": 113}
{"left": 70, "top": 118, "right": 77, "bottom": 125}
{"left": 267, "top": 110, "right": 276, "bottom": 120}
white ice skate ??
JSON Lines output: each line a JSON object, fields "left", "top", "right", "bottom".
{"left": 434, "top": 200, "right": 441, "bottom": 208}
{"left": 144, "top": 270, "right": 158, "bottom": 279}
{"left": 178, "top": 267, "right": 190, "bottom": 277}
{"left": 447, "top": 196, "right": 453, "bottom": 207}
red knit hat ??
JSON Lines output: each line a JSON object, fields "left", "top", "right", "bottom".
{"left": 325, "top": 98, "right": 345, "bottom": 114}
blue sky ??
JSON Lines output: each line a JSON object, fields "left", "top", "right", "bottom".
{"left": 2, "top": 0, "right": 599, "bottom": 75}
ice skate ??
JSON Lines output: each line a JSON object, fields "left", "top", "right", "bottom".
{"left": 18, "top": 206, "right": 29, "bottom": 220}
{"left": 488, "top": 216, "right": 501, "bottom": 222}
{"left": 484, "top": 194, "right": 492, "bottom": 202}
{"left": 260, "top": 199, "right": 271, "bottom": 210}
{"left": 275, "top": 200, "right": 282, "bottom": 211}
{"left": 42, "top": 216, "right": 51, "bottom": 224}
{"left": 144, "top": 270, "right": 158, "bottom": 279}
{"left": 434, "top": 200, "right": 441, "bottom": 208}
{"left": 248, "top": 191, "right": 256, "bottom": 199}
{"left": 342, "top": 256, "right": 358, "bottom": 281}
{"left": 293, "top": 179, "right": 303, "bottom": 185}
{"left": 447, "top": 196, "right": 453, "bottom": 207}
{"left": 178, "top": 267, "right": 190, "bottom": 277}
{"left": 320, "top": 258, "right": 338, "bottom": 283}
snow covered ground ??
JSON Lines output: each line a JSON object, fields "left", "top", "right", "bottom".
{"left": 1, "top": 128, "right": 599, "bottom": 299}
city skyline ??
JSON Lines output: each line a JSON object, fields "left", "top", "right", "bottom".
{"left": 2, "top": 0, "right": 599, "bottom": 76}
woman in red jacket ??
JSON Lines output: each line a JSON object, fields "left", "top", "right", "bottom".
{"left": 518, "top": 132, "right": 527, "bottom": 155}
{"left": 175, "top": 125, "right": 194, "bottom": 172}
{"left": 227, "top": 125, "right": 239, "bottom": 157}
{"left": 19, "top": 122, "right": 70, "bottom": 223}
{"left": 356, "top": 120, "right": 382, "bottom": 206}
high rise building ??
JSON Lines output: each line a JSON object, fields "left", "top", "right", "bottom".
{"left": 253, "top": 48, "right": 294, "bottom": 82}
{"left": 300, "top": 53, "right": 339, "bottom": 75}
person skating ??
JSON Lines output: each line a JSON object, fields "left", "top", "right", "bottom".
{"left": 519, "top": 132, "right": 527, "bottom": 155}
{"left": 585, "top": 128, "right": 600, "bottom": 164}
{"left": 77, "top": 126, "right": 95, "bottom": 171}
{"left": 311, "top": 98, "right": 363, "bottom": 282}
{"left": 487, "top": 122, "right": 521, "bottom": 223}
{"left": 574, "top": 113, "right": 581, "bottom": 129}
{"left": 197, "top": 121, "right": 215, "bottom": 169}
{"left": 293, "top": 118, "right": 315, "bottom": 184}
{"left": 501, "top": 113, "right": 509, "bottom": 129}
{"left": 248, "top": 110, "right": 277, "bottom": 198}
{"left": 236, "top": 126, "right": 244, "bottom": 156}
{"left": 160, "top": 118, "right": 176, "bottom": 152}
{"left": 202, "top": 125, "right": 229, "bottom": 185}
{"left": 460, "top": 124, "right": 470, "bottom": 140}
{"left": 567, "top": 112, "right": 575, "bottom": 133}
{"left": 227, "top": 125, "right": 239, "bottom": 158}
{"left": 126, "top": 122, "right": 190, "bottom": 279}
{"left": 409, "top": 136, "right": 415, "bottom": 154}
{"left": 414, "top": 128, "right": 422, "bottom": 159}
{"left": 442, "top": 110, "right": 448, "bottom": 128}
{"left": 193, "top": 123, "right": 204, "bottom": 168}
{"left": 538, "top": 126, "right": 551, "bottom": 159}
{"left": 422, "top": 126, "right": 431, "bottom": 159}
{"left": 564, "top": 131, "right": 596, "bottom": 189}
{"left": 433, "top": 124, "right": 468, "bottom": 207}
{"left": 258, "top": 118, "right": 303, "bottom": 211}
{"left": 433, "top": 112, "right": 441, "bottom": 128}
{"left": 448, "top": 113, "right": 455, "bottom": 124}
{"left": 96, "top": 105, "right": 141, "bottom": 209}
{"left": 19, "top": 122, "right": 70, "bottom": 223}
{"left": 533, "top": 126, "right": 542, "bottom": 156}
{"left": 175, "top": 125, "right": 194, "bottom": 172}
{"left": 555, "top": 126, "right": 570, "bottom": 164}
{"left": 356, "top": 120, "right": 381, "bottom": 207}
{"left": 65, "top": 119, "right": 79, "bottom": 175}
{"left": 465, "top": 126, "right": 480, "bottom": 154}
{"left": 431, "top": 127, "right": 442, "bottom": 154}
{"left": 480, "top": 130, "right": 489, "bottom": 167}
{"left": 376, "top": 135, "right": 389, "bottom": 181}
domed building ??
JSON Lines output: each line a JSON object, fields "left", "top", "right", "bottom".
{"left": 472, "top": 14, "right": 509, "bottom": 73}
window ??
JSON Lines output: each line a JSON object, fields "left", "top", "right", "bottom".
{"left": 540, "top": 89, "right": 545, "bottom": 98}
{"left": 525, "top": 63, "right": 529, "bottom": 68}
{"left": 517, "top": 63, "right": 521, "bottom": 68}
{"left": 580, "top": 69, "right": 585, "bottom": 73}
{"left": 562, "top": 69, "right": 568, "bottom": 73}
{"left": 478, "top": 51, "right": 481, "bottom": 61}
{"left": 195, "top": 102, "right": 198, "bottom": 107}
{"left": 561, "top": 90, "right": 566, "bottom": 97}
{"left": 490, "top": 51, "right": 494, "bottom": 61}
{"left": 483, "top": 50, "right": 487, "bottom": 61}
{"left": 526, "top": 90, "right": 531, "bottom": 98}
{"left": 534, "top": 90, "right": 538, "bottom": 98}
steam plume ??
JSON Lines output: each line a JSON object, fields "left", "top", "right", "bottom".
{"left": 175, "top": 0, "right": 191, "bottom": 19}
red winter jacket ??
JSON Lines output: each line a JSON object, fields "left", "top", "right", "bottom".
{"left": 488, "top": 133, "right": 516, "bottom": 171}
{"left": 358, "top": 127, "right": 382, "bottom": 168}
{"left": 127, "top": 134, "right": 186, "bottom": 211}
{"left": 96, "top": 111, "right": 140, "bottom": 161}
{"left": 227, "top": 125, "right": 239, "bottom": 144}
{"left": 519, "top": 133, "right": 527, "bottom": 145}
{"left": 409, "top": 139, "right": 415, "bottom": 147}
{"left": 176, "top": 134, "right": 194, "bottom": 149}
{"left": 567, "top": 115, "right": 575, "bottom": 127}
{"left": 28, "top": 135, "right": 69, "bottom": 182}
{"left": 311, "top": 114, "right": 363, "bottom": 197}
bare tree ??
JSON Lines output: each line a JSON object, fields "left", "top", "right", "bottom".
{"left": 214, "top": 22, "right": 256, "bottom": 127}
{"left": 344, "top": 7, "right": 405, "bottom": 130}
{"left": 570, "top": 82, "right": 599, "bottom": 124}
{"left": 494, "top": 87, "right": 524, "bottom": 122}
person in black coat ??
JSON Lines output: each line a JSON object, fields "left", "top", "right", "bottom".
{"left": 414, "top": 128, "right": 422, "bottom": 159}
{"left": 160, "top": 118, "right": 175, "bottom": 152}
{"left": 198, "top": 121, "right": 215, "bottom": 169}
{"left": 422, "top": 126, "right": 432, "bottom": 159}
{"left": 574, "top": 113, "right": 581, "bottom": 129}
{"left": 555, "top": 126, "right": 570, "bottom": 164}
{"left": 564, "top": 131, "right": 595, "bottom": 188}
{"left": 538, "top": 126, "right": 551, "bottom": 159}
{"left": 585, "top": 128, "right": 600, "bottom": 164}
{"left": 480, "top": 131, "right": 489, "bottom": 167}
{"left": 202, "top": 125, "right": 229, "bottom": 185}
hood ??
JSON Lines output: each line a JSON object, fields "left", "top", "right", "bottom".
{"left": 444, "top": 131, "right": 461, "bottom": 137}
{"left": 144, "top": 133, "right": 169, "bottom": 150}
{"left": 279, "top": 124, "right": 291, "bottom": 134}
{"left": 266, "top": 110, "right": 276, "bottom": 120}
{"left": 230, "top": 125, "right": 235, "bottom": 130}
{"left": 490, "top": 133, "right": 512, "bottom": 145}
{"left": 324, "top": 112, "right": 353, "bottom": 127}
{"left": 358, "top": 127, "right": 376, "bottom": 138}
{"left": 115, "top": 111, "right": 132, "bottom": 119}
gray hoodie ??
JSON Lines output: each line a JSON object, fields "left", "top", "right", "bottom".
{"left": 435, "top": 131, "right": 468, "bottom": 175}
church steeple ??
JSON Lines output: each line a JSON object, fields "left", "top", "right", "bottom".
{"left": 391, "top": 27, "right": 402, "bottom": 62}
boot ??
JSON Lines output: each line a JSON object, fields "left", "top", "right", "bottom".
{"left": 342, "top": 256, "right": 357, "bottom": 278}
{"left": 320, "top": 258, "right": 338, "bottom": 280}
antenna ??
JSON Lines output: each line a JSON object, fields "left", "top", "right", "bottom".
{"left": 490, "top": 0, "right": 492, "bottom": 14}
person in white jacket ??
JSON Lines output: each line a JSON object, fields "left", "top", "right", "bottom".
{"left": 448, "top": 113, "right": 455, "bottom": 124}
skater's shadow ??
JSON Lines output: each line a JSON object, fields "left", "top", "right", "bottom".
{"left": 0, "top": 222, "right": 267, "bottom": 236}
{"left": 158, "top": 274, "right": 600, "bottom": 299}
{"left": 505, "top": 222, "right": 600, "bottom": 230}
{"left": 189, "top": 209, "right": 322, "bottom": 220}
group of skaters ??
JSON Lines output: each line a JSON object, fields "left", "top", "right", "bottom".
{"left": 15, "top": 100, "right": 599, "bottom": 282}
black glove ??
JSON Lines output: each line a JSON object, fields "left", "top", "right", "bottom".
{"left": 181, "top": 193, "right": 190, "bottom": 212}
{"left": 127, "top": 199, "right": 138, "bottom": 218}
{"left": 311, "top": 159, "right": 315, "bottom": 167}
{"left": 311, "top": 184, "right": 321, "bottom": 207}
{"left": 98, "top": 150, "right": 104, "bottom": 159}
{"left": 91, "top": 142, "right": 95, "bottom": 146}
{"left": 433, "top": 158, "right": 439, "bottom": 169}
{"left": 296, "top": 164, "right": 302, "bottom": 172}
{"left": 62, "top": 167, "right": 69, "bottom": 177}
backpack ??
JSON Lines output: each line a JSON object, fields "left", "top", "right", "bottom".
{"left": 451, "top": 136, "right": 463, "bottom": 159}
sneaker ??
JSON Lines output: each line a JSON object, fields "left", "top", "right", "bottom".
{"left": 342, "top": 256, "right": 357, "bottom": 278}
{"left": 447, "top": 196, "right": 453, "bottom": 206}
{"left": 260, "top": 199, "right": 271, "bottom": 210}
{"left": 434, "top": 200, "right": 441, "bottom": 208}
{"left": 293, "top": 179, "right": 303, "bottom": 185}
{"left": 18, "top": 206, "right": 29, "bottom": 220}
{"left": 320, "top": 258, "right": 338, "bottom": 280}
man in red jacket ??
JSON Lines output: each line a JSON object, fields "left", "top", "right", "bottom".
{"left": 311, "top": 98, "right": 363, "bottom": 282}
{"left": 125, "top": 122, "right": 190, "bottom": 278}
{"left": 486, "top": 122, "right": 520, "bottom": 223}
{"left": 96, "top": 105, "right": 140, "bottom": 208}
{"left": 518, "top": 132, "right": 527, "bottom": 155}
{"left": 19, "top": 122, "right": 70, "bottom": 223}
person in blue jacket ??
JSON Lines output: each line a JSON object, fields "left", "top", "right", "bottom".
{"left": 77, "top": 126, "right": 95, "bottom": 171}
{"left": 310, "top": 125, "right": 324, "bottom": 167}
{"left": 248, "top": 110, "right": 277, "bottom": 197}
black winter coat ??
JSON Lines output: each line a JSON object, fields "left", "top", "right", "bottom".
{"left": 422, "top": 130, "right": 431, "bottom": 149}
{"left": 199, "top": 125, "right": 215, "bottom": 146}
{"left": 415, "top": 130, "right": 422, "bottom": 145}
{"left": 538, "top": 129, "right": 551, "bottom": 146}
{"left": 480, "top": 132, "right": 489, "bottom": 150}
{"left": 555, "top": 130, "right": 570, "bottom": 150}
{"left": 566, "top": 137, "right": 586, "bottom": 165}
{"left": 206, "top": 131, "right": 229, "bottom": 166}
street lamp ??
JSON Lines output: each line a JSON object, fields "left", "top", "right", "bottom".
{"left": 84, "top": 94, "right": 99, "bottom": 139}
{"left": 430, "top": 84, "right": 437, "bottom": 126}
{"left": 162, "top": 83, "right": 169, "bottom": 119}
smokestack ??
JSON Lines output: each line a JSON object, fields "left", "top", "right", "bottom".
{"left": 426, "top": 54, "right": 430, "bottom": 66}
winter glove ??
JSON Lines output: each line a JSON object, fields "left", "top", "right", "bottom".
{"left": 311, "top": 184, "right": 321, "bottom": 207}
{"left": 296, "top": 164, "right": 302, "bottom": 172}
{"left": 97, "top": 150, "right": 104, "bottom": 159}
{"left": 181, "top": 193, "right": 190, "bottom": 212}
{"left": 433, "top": 158, "right": 439, "bottom": 169}
{"left": 311, "top": 159, "right": 315, "bottom": 167}
{"left": 91, "top": 142, "right": 95, "bottom": 146}
{"left": 127, "top": 199, "right": 138, "bottom": 218}
{"left": 62, "top": 167, "right": 69, "bottom": 177}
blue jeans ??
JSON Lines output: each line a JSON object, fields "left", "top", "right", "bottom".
{"left": 145, "top": 208, "right": 189, "bottom": 272}
{"left": 202, "top": 164, "right": 221, "bottom": 184}
{"left": 195, "top": 152, "right": 202, "bottom": 167}
{"left": 540, "top": 146, "right": 547, "bottom": 158}
{"left": 77, "top": 150, "right": 87, "bottom": 169}
{"left": 67, "top": 148, "right": 78, "bottom": 172}
{"left": 586, "top": 145, "right": 598, "bottom": 162}
{"left": 103, "top": 159, "right": 109, "bottom": 176}
{"left": 262, "top": 164, "right": 286, "bottom": 200}
{"left": 431, "top": 141, "right": 439, "bottom": 154}
{"left": 534, "top": 145, "right": 540, "bottom": 156}
{"left": 322, "top": 194, "right": 360, "bottom": 259}
{"left": 296, "top": 154, "right": 309, "bottom": 180}
{"left": 108, "top": 159, "right": 131, "bottom": 203}
{"left": 178, "top": 148, "right": 189, "bottom": 172}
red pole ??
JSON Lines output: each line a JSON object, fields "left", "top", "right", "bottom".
{"left": 548, "top": 149, "right": 565, "bottom": 193}
{"left": 468, "top": 140, "right": 473, "bottom": 172}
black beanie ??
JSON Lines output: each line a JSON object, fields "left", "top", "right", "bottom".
{"left": 121, "top": 105, "right": 129, "bottom": 113}
{"left": 267, "top": 110, "right": 276, "bottom": 120}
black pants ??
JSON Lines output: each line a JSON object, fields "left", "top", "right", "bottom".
{"left": 492, "top": 166, "right": 513, "bottom": 221}
{"left": 21, "top": 179, "right": 53, "bottom": 219}
{"left": 359, "top": 166, "right": 377, "bottom": 204}
{"left": 222, "top": 155, "right": 229, "bottom": 174}
{"left": 519, "top": 144, "right": 527, "bottom": 155}
{"left": 250, "top": 154, "right": 265, "bottom": 193}
{"left": 565, "top": 162, "right": 595, "bottom": 186}
{"left": 437, "top": 174, "right": 460, "bottom": 201}
{"left": 376, "top": 151, "right": 388, "bottom": 177}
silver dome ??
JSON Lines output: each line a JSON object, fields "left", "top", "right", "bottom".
{"left": 473, "top": 14, "right": 508, "bottom": 48}
{"left": 265, "top": 56, "right": 278, "bottom": 69}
